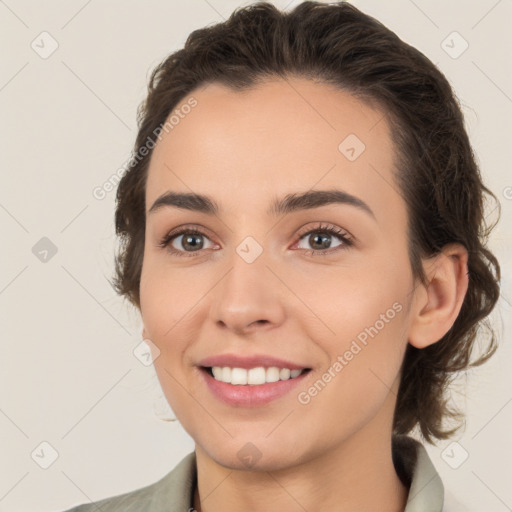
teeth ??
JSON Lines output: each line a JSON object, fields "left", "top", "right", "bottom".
{"left": 231, "top": 367, "right": 247, "bottom": 385}
{"left": 248, "top": 367, "right": 266, "bottom": 385}
{"left": 266, "top": 367, "right": 280, "bottom": 383}
{"left": 210, "top": 366, "right": 306, "bottom": 385}
{"left": 279, "top": 368, "right": 291, "bottom": 380}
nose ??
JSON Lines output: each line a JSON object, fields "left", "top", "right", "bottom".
{"left": 209, "top": 250, "right": 286, "bottom": 336}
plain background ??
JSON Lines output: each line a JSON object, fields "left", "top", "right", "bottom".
{"left": 0, "top": 0, "right": 511, "bottom": 510}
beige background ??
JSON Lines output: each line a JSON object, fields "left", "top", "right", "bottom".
{"left": 1, "top": 0, "right": 511, "bottom": 510}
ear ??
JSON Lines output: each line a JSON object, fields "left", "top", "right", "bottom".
{"left": 408, "top": 243, "right": 469, "bottom": 349}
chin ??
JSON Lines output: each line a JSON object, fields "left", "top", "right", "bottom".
{"left": 198, "top": 435, "right": 310, "bottom": 473}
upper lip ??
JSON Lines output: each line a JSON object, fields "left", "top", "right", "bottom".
{"left": 198, "top": 354, "right": 309, "bottom": 370}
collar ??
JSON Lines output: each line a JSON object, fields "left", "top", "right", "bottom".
{"left": 393, "top": 435, "right": 444, "bottom": 511}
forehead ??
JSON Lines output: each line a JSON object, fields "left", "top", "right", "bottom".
{"left": 146, "top": 77, "right": 400, "bottom": 219}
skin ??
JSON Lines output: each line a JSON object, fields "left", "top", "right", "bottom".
{"left": 139, "top": 77, "right": 469, "bottom": 512}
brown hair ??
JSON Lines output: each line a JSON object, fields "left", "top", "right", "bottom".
{"left": 112, "top": 1, "right": 501, "bottom": 443}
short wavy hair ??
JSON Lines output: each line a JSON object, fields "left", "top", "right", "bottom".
{"left": 111, "top": 1, "right": 501, "bottom": 443}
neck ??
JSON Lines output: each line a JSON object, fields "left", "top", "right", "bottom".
{"left": 192, "top": 425, "right": 409, "bottom": 512}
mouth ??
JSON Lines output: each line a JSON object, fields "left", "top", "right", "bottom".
{"left": 198, "top": 364, "right": 312, "bottom": 407}
{"left": 201, "top": 365, "right": 310, "bottom": 385}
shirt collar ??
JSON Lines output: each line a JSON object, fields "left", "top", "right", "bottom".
{"left": 394, "top": 435, "right": 444, "bottom": 512}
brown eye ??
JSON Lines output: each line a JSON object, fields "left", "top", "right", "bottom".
{"left": 302, "top": 232, "right": 336, "bottom": 251}
{"left": 175, "top": 232, "right": 205, "bottom": 252}
{"left": 295, "top": 223, "right": 353, "bottom": 256}
{"left": 159, "top": 228, "right": 216, "bottom": 257}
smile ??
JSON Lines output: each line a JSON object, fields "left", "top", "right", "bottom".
{"left": 208, "top": 366, "right": 307, "bottom": 385}
{"left": 199, "top": 366, "right": 311, "bottom": 407}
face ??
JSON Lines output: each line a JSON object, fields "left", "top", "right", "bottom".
{"left": 140, "top": 77, "right": 417, "bottom": 471}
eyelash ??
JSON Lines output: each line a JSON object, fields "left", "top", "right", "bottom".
{"left": 158, "top": 223, "right": 354, "bottom": 258}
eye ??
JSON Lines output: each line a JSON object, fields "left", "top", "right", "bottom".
{"left": 295, "top": 223, "right": 353, "bottom": 256}
{"left": 158, "top": 226, "right": 216, "bottom": 257}
{"left": 158, "top": 222, "right": 354, "bottom": 258}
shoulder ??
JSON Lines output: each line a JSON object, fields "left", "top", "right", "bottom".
{"left": 59, "top": 452, "right": 196, "bottom": 512}
{"left": 443, "top": 488, "right": 474, "bottom": 512}
{"left": 61, "top": 480, "right": 162, "bottom": 512}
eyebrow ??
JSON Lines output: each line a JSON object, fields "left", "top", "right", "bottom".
{"left": 148, "top": 189, "right": 375, "bottom": 220}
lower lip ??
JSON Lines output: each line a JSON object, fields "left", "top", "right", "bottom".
{"left": 200, "top": 368, "right": 310, "bottom": 407}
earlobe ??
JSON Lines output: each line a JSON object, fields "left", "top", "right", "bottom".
{"left": 408, "top": 244, "right": 469, "bottom": 349}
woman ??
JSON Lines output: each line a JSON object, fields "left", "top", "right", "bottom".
{"left": 63, "top": 1, "right": 501, "bottom": 511}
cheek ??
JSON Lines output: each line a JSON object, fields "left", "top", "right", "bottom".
{"left": 140, "top": 250, "right": 206, "bottom": 331}
{"left": 298, "top": 309, "right": 408, "bottom": 437}
{"left": 304, "top": 262, "right": 410, "bottom": 400}
{"left": 301, "top": 262, "right": 408, "bottom": 344}
{"left": 140, "top": 261, "right": 193, "bottom": 355}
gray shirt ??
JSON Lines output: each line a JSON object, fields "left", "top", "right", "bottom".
{"left": 61, "top": 436, "right": 444, "bottom": 512}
